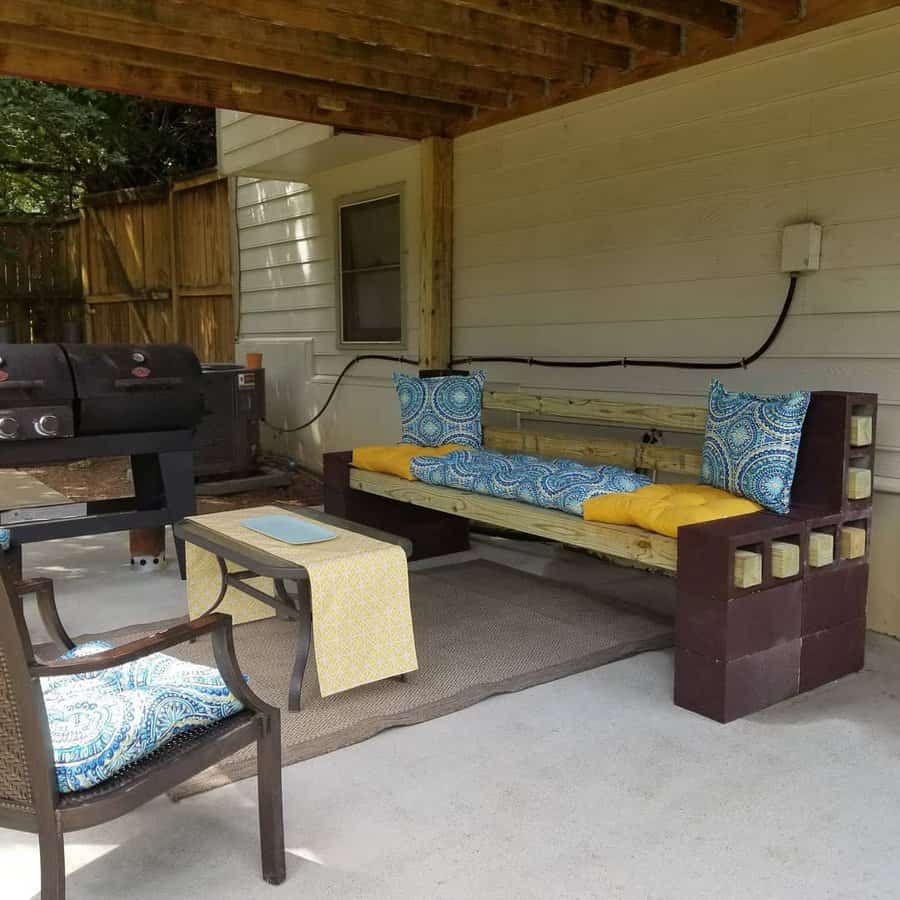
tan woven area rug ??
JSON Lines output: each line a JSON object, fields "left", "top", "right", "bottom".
{"left": 76, "top": 560, "right": 673, "bottom": 799}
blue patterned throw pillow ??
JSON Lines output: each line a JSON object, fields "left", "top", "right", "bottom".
{"left": 410, "top": 449, "right": 650, "bottom": 516}
{"left": 701, "top": 379, "right": 811, "bottom": 514}
{"left": 393, "top": 369, "right": 486, "bottom": 448}
{"left": 41, "top": 644, "right": 245, "bottom": 793}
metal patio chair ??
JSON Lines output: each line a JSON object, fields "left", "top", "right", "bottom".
{"left": 0, "top": 566, "right": 286, "bottom": 899}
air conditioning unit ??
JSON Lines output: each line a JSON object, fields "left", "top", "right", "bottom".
{"left": 194, "top": 363, "right": 266, "bottom": 478}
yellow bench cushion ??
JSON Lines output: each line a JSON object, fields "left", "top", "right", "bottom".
{"left": 352, "top": 444, "right": 464, "bottom": 481}
{"left": 583, "top": 483, "right": 762, "bottom": 538}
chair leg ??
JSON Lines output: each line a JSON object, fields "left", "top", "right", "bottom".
{"left": 39, "top": 823, "right": 66, "bottom": 900}
{"left": 257, "top": 713, "right": 286, "bottom": 885}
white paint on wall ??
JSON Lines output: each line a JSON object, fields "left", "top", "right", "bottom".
{"left": 232, "top": 144, "right": 421, "bottom": 469}
{"left": 224, "top": 7, "right": 900, "bottom": 634}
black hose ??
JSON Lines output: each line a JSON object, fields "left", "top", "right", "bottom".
{"left": 453, "top": 274, "right": 798, "bottom": 372}
{"left": 263, "top": 275, "right": 798, "bottom": 433}
{"left": 263, "top": 353, "right": 417, "bottom": 434}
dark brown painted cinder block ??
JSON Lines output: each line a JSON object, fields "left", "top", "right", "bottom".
{"left": 802, "top": 564, "right": 868, "bottom": 636}
{"left": 674, "top": 641, "right": 801, "bottom": 724}
{"left": 791, "top": 392, "right": 878, "bottom": 515}
{"left": 678, "top": 513, "right": 806, "bottom": 603}
{"left": 322, "top": 451, "right": 470, "bottom": 560}
{"left": 677, "top": 580, "right": 802, "bottom": 661}
{"left": 800, "top": 617, "right": 866, "bottom": 694}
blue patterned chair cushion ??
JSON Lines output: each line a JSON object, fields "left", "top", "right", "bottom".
{"left": 41, "top": 642, "right": 245, "bottom": 793}
{"left": 393, "top": 370, "right": 486, "bottom": 448}
{"left": 409, "top": 449, "right": 650, "bottom": 516}
{"left": 0, "top": 528, "right": 10, "bottom": 551}
{"left": 701, "top": 379, "right": 811, "bottom": 514}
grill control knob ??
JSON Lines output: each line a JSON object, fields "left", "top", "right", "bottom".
{"left": 0, "top": 416, "right": 19, "bottom": 439}
{"left": 132, "top": 351, "right": 146, "bottom": 363}
{"left": 35, "top": 415, "right": 60, "bottom": 437}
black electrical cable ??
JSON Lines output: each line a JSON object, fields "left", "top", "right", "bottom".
{"left": 263, "top": 353, "right": 417, "bottom": 434}
{"left": 263, "top": 274, "right": 798, "bottom": 433}
{"left": 452, "top": 274, "right": 798, "bottom": 371}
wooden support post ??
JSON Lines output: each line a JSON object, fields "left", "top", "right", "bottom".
{"left": 733, "top": 549, "right": 762, "bottom": 589}
{"left": 419, "top": 136, "right": 453, "bottom": 371}
{"left": 771, "top": 541, "right": 800, "bottom": 579}
{"left": 850, "top": 415, "right": 873, "bottom": 447}
{"left": 840, "top": 526, "right": 867, "bottom": 560}
{"left": 808, "top": 531, "right": 834, "bottom": 568}
{"left": 847, "top": 467, "right": 872, "bottom": 500}
{"left": 168, "top": 185, "right": 181, "bottom": 343}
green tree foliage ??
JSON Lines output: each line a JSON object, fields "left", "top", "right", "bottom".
{"left": 0, "top": 77, "right": 216, "bottom": 216}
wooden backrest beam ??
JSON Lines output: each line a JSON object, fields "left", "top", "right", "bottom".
{"left": 483, "top": 391, "right": 708, "bottom": 434}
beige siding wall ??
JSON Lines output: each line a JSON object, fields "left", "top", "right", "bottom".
{"left": 454, "top": 8, "right": 900, "bottom": 635}
{"left": 234, "top": 145, "right": 421, "bottom": 466}
{"left": 225, "top": 8, "right": 900, "bottom": 635}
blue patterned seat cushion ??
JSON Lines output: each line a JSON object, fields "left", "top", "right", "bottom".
{"left": 41, "top": 642, "right": 245, "bottom": 794}
{"left": 701, "top": 379, "right": 811, "bottom": 514}
{"left": 409, "top": 449, "right": 650, "bottom": 516}
{"left": 393, "top": 370, "right": 486, "bottom": 448}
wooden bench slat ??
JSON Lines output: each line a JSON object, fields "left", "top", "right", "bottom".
{"left": 350, "top": 467, "right": 678, "bottom": 573}
{"left": 483, "top": 391, "right": 708, "bottom": 434}
{"left": 483, "top": 427, "right": 703, "bottom": 476}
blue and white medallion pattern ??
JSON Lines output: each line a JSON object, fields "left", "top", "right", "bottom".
{"left": 410, "top": 449, "right": 650, "bottom": 516}
{"left": 41, "top": 642, "right": 245, "bottom": 794}
{"left": 393, "top": 370, "right": 486, "bottom": 447}
{"left": 701, "top": 379, "right": 811, "bottom": 514}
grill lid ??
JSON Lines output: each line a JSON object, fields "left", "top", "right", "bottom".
{"left": 0, "top": 343, "right": 75, "bottom": 406}
{"left": 63, "top": 343, "right": 204, "bottom": 435}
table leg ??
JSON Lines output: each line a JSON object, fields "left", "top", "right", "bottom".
{"left": 279, "top": 579, "right": 312, "bottom": 712}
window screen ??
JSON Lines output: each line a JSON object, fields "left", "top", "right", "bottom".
{"left": 338, "top": 193, "right": 403, "bottom": 345}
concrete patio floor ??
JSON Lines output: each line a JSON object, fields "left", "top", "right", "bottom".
{"left": 4, "top": 529, "right": 900, "bottom": 899}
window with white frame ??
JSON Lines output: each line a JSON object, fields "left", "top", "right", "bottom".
{"left": 337, "top": 188, "right": 404, "bottom": 347}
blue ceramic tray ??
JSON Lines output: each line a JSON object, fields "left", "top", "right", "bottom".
{"left": 240, "top": 515, "right": 337, "bottom": 545}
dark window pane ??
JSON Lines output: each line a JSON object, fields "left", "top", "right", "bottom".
{"left": 340, "top": 195, "right": 401, "bottom": 271}
{"left": 342, "top": 268, "right": 402, "bottom": 343}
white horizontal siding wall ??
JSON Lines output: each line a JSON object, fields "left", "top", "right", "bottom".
{"left": 454, "top": 8, "right": 900, "bottom": 635}
{"left": 234, "top": 145, "right": 421, "bottom": 465}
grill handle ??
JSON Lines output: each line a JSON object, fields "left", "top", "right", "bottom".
{"left": 0, "top": 379, "right": 45, "bottom": 390}
{"left": 114, "top": 376, "right": 185, "bottom": 389}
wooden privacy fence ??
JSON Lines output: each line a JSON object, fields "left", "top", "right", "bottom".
{"left": 0, "top": 217, "right": 82, "bottom": 343}
{"left": 82, "top": 170, "right": 235, "bottom": 362}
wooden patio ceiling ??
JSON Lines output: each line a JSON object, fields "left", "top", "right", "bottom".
{"left": 0, "top": 0, "right": 897, "bottom": 140}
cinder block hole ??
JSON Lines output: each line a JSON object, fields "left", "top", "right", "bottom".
{"left": 734, "top": 544, "right": 763, "bottom": 589}
{"left": 847, "top": 466, "right": 872, "bottom": 501}
{"left": 771, "top": 536, "right": 801, "bottom": 579}
{"left": 808, "top": 528, "right": 836, "bottom": 568}
{"left": 840, "top": 521, "right": 867, "bottom": 560}
{"left": 850, "top": 404, "right": 875, "bottom": 448}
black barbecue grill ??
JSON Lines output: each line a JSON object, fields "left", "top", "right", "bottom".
{"left": 0, "top": 343, "right": 203, "bottom": 579}
{"left": 0, "top": 343, "right": 203, "bottom": 440}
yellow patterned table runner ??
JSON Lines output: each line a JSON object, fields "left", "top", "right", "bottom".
{"left": 185, "top": 506, "right": 417, "bottom": 697}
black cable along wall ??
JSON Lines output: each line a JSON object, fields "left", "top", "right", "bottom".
{"left": 264, "top": 274, "right": 798, "bottom": 434}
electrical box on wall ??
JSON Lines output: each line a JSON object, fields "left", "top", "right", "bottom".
{"left": 781, "top": 222, "right": 822, "bottom": 273}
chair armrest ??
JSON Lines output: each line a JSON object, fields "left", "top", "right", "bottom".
{"left": 29, "top": 614, "right": 228, "bottom": 678}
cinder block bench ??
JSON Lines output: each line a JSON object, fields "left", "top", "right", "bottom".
{"left": 325, "top": 389, "right": 876, "bottom": 723}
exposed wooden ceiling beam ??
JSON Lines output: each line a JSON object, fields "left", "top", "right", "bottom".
{"left": 200, "top": 0, "right": 630, "bottom": 82}
{"left": 597, "top": 0, "right": 738, "bottom": 35}
{"left": 3, "top": 0, "right": 508, "bottom": 111}
{"left": 457, "top": 0, "right": 900, "bottom": 135}
{"left": 0, "top": 25, "right": 455, "bottom": 137}
{"left": 438, "top": 0, "right": 682, "bottom": 53}
{"left": 55, "top": 0, "right": 544, "bottom": 100}
{"left": 720, "top": 0, "right": 801, "bottom": 17}
{"left": 320, "top": 0, "right": 679, "bottom": 56}
{"left": 0, "top": 41, "right": 444, "bottom": 139}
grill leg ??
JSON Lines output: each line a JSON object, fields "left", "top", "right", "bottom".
{"left": 133, "top": 448, "right": 196, "bottom": 581}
